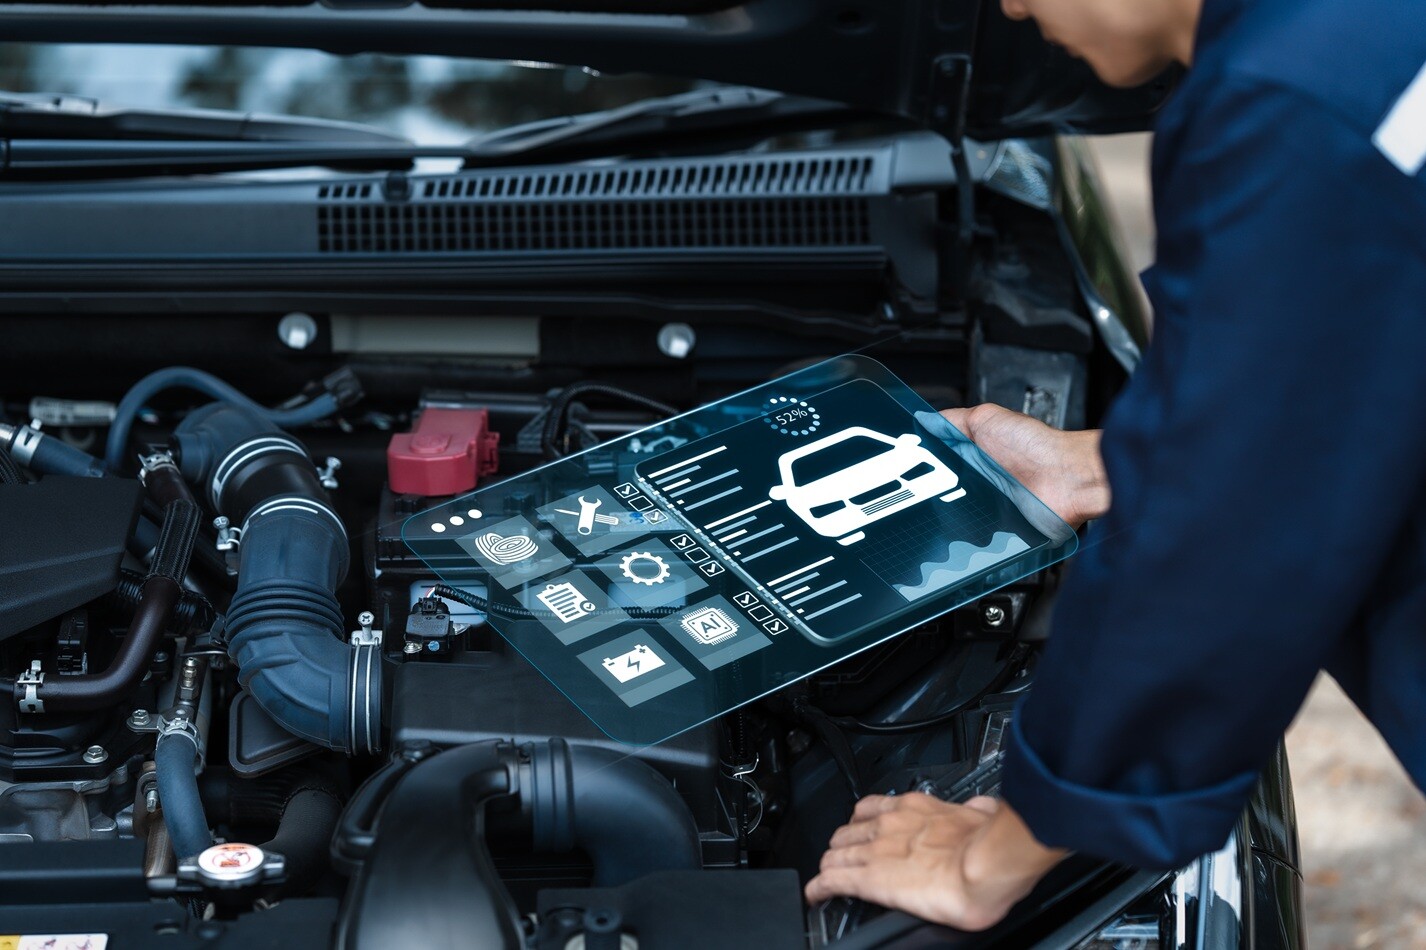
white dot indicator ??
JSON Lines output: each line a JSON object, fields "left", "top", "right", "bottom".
{"left": 431, "top": 522, "right": 446, "bottom": 533}
{"left": 467, "top": 509, "right": 482, "bottom": 519}
{"left": 449, "top": 515, "right": 465, "bottom": 526}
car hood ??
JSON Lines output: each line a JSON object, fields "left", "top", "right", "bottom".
{"left": 0, "top": 0, "right": 1178, "bottom": 140}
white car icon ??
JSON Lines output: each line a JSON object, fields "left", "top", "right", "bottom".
{"left": 768, "top": 426, "right": 966, "bottom": 545}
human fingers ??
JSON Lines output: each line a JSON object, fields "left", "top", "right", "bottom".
{"left": 805, "top": 866, "right": 877, "bottom": 904}
{"left": 829, "top": 809, "right": 923, "bottom": 848}
{"left": 818, "top": 842, "right": 873, "bottom": 871}
{"left": 851, "top": 792, "right": 948, "bottom": 822}
{"left": 849, "top": 794, "right": 903, "bottom": 821}
{"left": 963, "top": 796, "right": 1000, "bottom": 815}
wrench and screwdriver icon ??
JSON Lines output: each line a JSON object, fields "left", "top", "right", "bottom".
{"left": 554, "top": 496, "right": 620, "bottom": 535}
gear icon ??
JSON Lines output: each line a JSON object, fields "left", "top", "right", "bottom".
{"left": 620, "top": 551, "right": 671, "bottom": 586}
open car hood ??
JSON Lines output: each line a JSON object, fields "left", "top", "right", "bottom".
{"left": 0, "top": 0, "right": 1177, "bottom": 140}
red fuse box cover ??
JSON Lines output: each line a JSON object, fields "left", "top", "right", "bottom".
{"left": 387, "top": 407, "right": 499, "bottom": 497}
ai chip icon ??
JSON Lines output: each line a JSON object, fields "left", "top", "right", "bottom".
{"left": 680, "top": 606, "right": 740, "bottom": 646}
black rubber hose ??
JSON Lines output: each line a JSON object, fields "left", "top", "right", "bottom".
{"left": 524, "top": 739, "right": 702, "bottom": 887}
{"left": 155, "top": 732, "right": 213, "bottom": 860}
{"left": 113, "top": 569, "right": 217, "bottom": 635}
{"left": 0, "top": 422, "right": 107, "bottom": 479}
{"left": 30, "top": 485, "right": 201, "bottom": 711}
{"left": 225, "top": 511, "right": 371, "bottom": 752}
{"left": 331, "top": 751, "right": 425, "bottom": 875}
{"left": 338, "top": 743, "right": 523, "bottom": 950}
{"left": 175, "top": 403, "right": 377, "bottom": 754}
{"left": 33, "top": 575, "right": 180, "bottom": 711}
{"left": 0, "top": 444, "right": 23, "bottom": 484}
{"left": 264, "top": 786, "right": 344, "bottom": 896}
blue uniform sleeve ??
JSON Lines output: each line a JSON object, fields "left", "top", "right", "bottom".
{"left": 1000, "top": 75, "right": 1426, "bottom": 867}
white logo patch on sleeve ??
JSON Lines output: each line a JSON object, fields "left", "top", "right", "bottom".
{"left": 1374, "top": 59, "right": 1426, "bottom": 176}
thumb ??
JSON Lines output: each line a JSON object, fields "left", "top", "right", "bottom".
{"left": 939, "top": 407, "right": 973, "bottom": 436}
{"left": 962, "top": 796, "right": 1001, "bottom": 816}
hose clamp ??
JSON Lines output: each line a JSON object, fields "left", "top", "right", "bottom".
{"left": 158, "top": 714, "right": 206, "bottom": 772}
{"left": 138, "top": 451, "right": 180, "bottom": 480}
{"left": 8, "top": 425, "right": 41, "bottom": 466}
{"left": 348, "top": 644, "right": 381, "bottom": 756}
{"left": 242, "top": 495, "right": 348, "bottom": 543}
{"left": 16, "top": 660, "right": 43, "bottom": 714}
{"left": 210, "top": 435, "right": 307, "bottom": 509}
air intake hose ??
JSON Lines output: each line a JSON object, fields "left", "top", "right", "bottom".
{"left": 338, "top": 740, "right": 702, "bottom": 950}
{"left": 174, "top": 403, "right": 378, "bottom": 754}
{"left": 523, "top": 738, "right": 702, "bottom": 887}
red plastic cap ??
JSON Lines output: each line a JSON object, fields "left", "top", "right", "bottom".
{"left": 387, "top": 407, "right": 500, "bottom": 497}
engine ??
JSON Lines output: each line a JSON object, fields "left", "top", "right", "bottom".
{"left": 0, "top": 362, "right": 1047, "bottom": 944}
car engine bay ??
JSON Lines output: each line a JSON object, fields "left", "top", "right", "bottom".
{"left": 0, "top": 138, "right": 1155, "bottom": 948}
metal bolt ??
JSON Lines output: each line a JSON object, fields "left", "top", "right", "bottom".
{"left": 128, "top": 709, "right": 151, "bottom": 728}
{"left": 83, "top": 745, "right": 108, "bottom": 764}
{"left": 656, "top": 322, "right": 697, "bottom": 360}
{"left": 403, "top": 641, "right": 422, "bottom": 655}
{"left": 145, "top": 789, "right": 159, "bottom": 813}
{"left": 278, "top": 312, "right": 319, "bottom": 350}
{"left": 358, "top": 611, "right": 375, "bottom": 628}
{"left": 982, "top": 604, "right": 1007, "bottom": 628}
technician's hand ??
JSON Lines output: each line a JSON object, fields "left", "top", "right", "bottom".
{"left": 804, "top": 794, "right": 1066, "bottom": 933}
{"left": 940, "top": 405, "right": 1109, "bottom": 527}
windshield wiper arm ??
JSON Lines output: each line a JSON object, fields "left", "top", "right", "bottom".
{"left": 459, "top": 86, "right": 873, "bottom": 166}
{"left": 0, "top": 88, "right": 877, "bottom": 179}
{"left": 0, "top": 139, "right": 448, "bottom": 178}
{"left": 0, "top": 92, "right": 410, "bottom": 145}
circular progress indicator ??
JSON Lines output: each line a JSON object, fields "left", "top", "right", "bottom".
{"left": 763, "top": 396, "right": 821, "bottom": 436}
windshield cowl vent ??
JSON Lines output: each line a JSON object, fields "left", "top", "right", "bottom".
{"left": 415, "top": 153, "right": 877, "bottom": 201}
{"left": 315, "top": 152, "right": 882, "bottom": 255}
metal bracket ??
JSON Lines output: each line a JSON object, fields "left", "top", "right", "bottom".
{"left": 316, "top": 455, "right": 342, "bottom": 491}
{"left": 16, "top": 660, "right": 44, "bottom": 714}
{"left": 351, "top": 610, "right": 382, "bottom": 647}
{"left": 213, "top": 515, "right": 243, "bottom": 553}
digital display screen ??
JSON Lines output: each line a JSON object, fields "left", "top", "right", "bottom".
{"left": 401, "top": 355, "right": 1076, "bottom": 745}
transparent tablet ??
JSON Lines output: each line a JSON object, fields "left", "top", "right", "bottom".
{"left": 401, "top": 355, "right": 1077, "bottom": 745}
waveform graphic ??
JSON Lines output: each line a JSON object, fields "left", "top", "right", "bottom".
{"left": 894, "top": 531, "right": 1030, "bottom": 600}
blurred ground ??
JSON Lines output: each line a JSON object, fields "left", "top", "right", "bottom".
{"left": 1085, "top": 133, "right": 1426, "bottom": 949}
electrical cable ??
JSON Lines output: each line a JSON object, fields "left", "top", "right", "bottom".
{"left": 104, "top": 366, "right": 341, "bottom": 472}
{"left": 830, "top": 643, "right": 1032, "bottom": 735}
{"left": 540, "top": 381, "right": 677, "bottom": 459}
{"left": 425, "top": 584, "right": 680, "bottom": 622}
{"left": 793, "top": 697, "right": 863, "bottom": 800}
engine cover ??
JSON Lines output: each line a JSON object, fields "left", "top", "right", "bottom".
{"left": 0, "top": 476, "right": 141, "bottom": 641}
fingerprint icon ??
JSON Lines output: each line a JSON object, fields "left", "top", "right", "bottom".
{"left": 474, "top": 532, "right": 540, "bottom": 565}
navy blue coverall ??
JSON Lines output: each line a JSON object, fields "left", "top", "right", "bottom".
{"left": 1000, "top": 0, "right": 1426, "bottom": 867}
